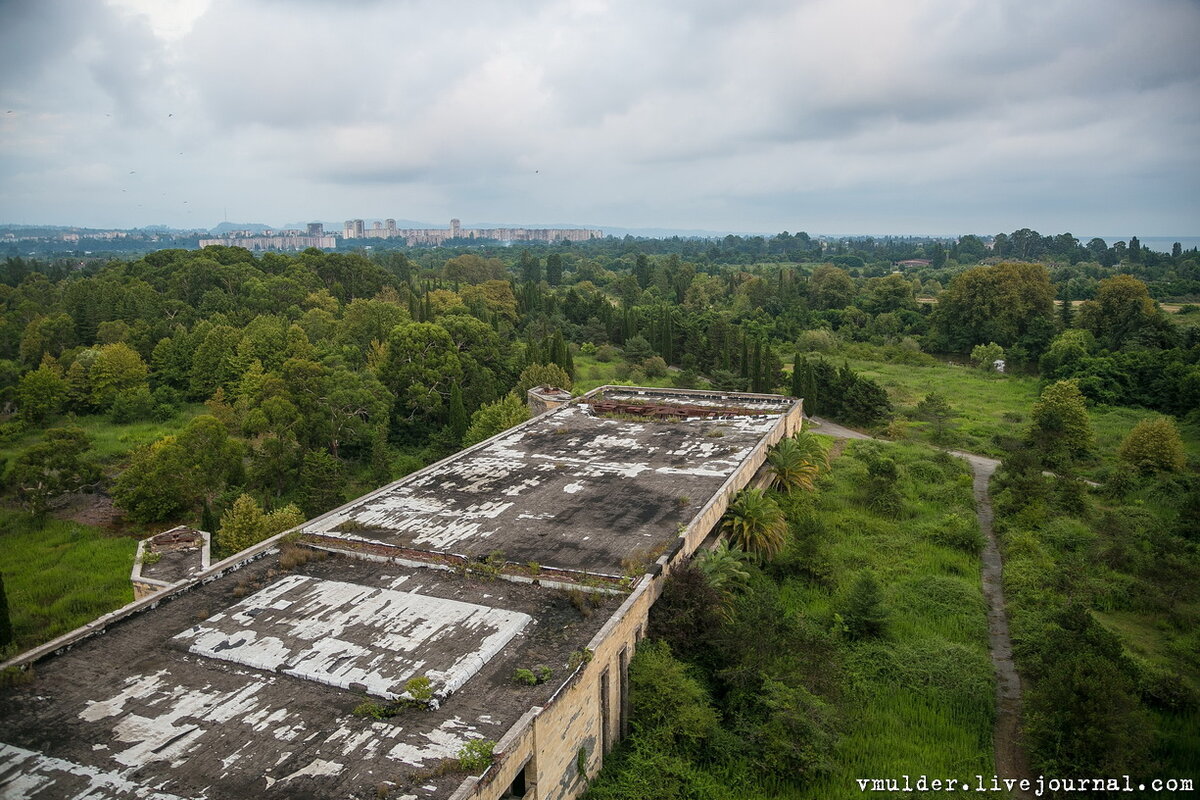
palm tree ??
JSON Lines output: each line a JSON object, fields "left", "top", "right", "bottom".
{"left": 697, "top": 540, "right": 752, "bottom": 592}
{"left": 766, "top": 436, "right": 821, "bottom": 493}
{"left": 791, "top": 431, "right": 829, "bottom": 470}
{"left": 722, "top": 489, "right": 787, "bottom": 559}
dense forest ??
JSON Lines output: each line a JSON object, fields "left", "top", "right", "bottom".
{"left": 1, "top": 228, "right": 1197, "bottom": 796}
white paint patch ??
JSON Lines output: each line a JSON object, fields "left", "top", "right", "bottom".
{"left": 79, "top": 671, "right": 168, "bottom": 722}
{"left": 175, "top": 576, "right": 531, "bottom": 699}
{"left": 0, "top": 743, "right": 190, "bottom": 800}
{"left": 281, "top": 758, "right": 343, "bottom": 782}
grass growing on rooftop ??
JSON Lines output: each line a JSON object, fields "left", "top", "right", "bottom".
{"left": 0, "top": 510, "right": 137, "bottom": 652}
{"left": 572, "top": 353, "right": 697, "bottom": 393}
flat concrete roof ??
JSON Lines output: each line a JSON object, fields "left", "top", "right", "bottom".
{"left": 0, "top": 552, "right": 615, "bottom": 800}
{"left": 0, "top": 387, "right": 798, "bottom": 800}
{"left": 176, "top": 575, "right": 531, "bottom": 700}
{"left": 305, "top": 388, "right": 793, "bottom": 578}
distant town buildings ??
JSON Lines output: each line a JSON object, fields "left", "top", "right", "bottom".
{"left": 198, "top": 230, "right": 338, "bottom": 250}
{"left": 343, "top": 217, "right": 603, "bottom": 245}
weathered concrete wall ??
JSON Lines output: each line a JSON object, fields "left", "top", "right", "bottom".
{"left": 527, "top": 386, "right": 572, "bottom": 417}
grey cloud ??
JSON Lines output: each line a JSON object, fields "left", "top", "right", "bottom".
{"left": 1, "top": 0, "right": 1197, "bottom": 234}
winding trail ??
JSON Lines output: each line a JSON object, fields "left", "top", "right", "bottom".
{"left": 807, "top": 418, "right": 1032, "bottom": 796}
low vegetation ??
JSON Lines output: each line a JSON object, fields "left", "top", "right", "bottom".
{"left": 588, "top": 439, "right": 993, "bottom": 799}
{"left": 0, "top": 511, "right": 135, "bottom": 650}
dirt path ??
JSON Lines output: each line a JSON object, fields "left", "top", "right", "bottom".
{"left": 808, "top": 418, "right": 1032, "bottom": 795}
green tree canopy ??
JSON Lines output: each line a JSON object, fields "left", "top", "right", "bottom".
{"left": 516, "top": 362, "right": 572, "bottom": 395}
{"left": 17, "top": 357, "right": 68, "bottom": 422}
{"left": 932, "top": 262, "right": 1056, "bottom": 354}
{"left": 463, "top": 393, "right": 531, "bottom": 447}
{"left": 1117, "top": 416, "right": 1186, "bottom": 474}
{"left": 1077, "top": 274, "right": 1165, "bottom": 350}
{"left": 10, "top": 425, "right": 97, "bottom": 514}
{"left": 382, "top": 322, "right": 463, "bottom": 422}
{"left": 88, "top": 342, "right": 150, "bottom": 410}
{"left": 1029, "top": 380, "right": 1094, "bottom": 467}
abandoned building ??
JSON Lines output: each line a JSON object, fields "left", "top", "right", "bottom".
{"left": 0, "top": 386, "right": 803, "bottom": 800}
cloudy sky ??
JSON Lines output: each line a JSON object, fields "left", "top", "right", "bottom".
{"left": 2, "top": 0, "right": 1198, "bottom": 236}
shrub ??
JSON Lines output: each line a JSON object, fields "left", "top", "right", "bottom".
{"left": 841, "top": 572, "right": 887, "bottom": 639}
{"left": 642, "top": 355, "right": 668, "bottom": 377}
{"left": 1117, "top": 416, "right": 1186, "bottom": 474}
{"left": 930, "top": 512, "right": 983, "bottom": 554}
{"left": 405, "top": 675, "right": 434, "bottom": 702}
{"left": 970, "top": 342, "right": 1004, "bottom": 370}
{"left": 797, "top": 329, "right": 838, "bottom": 353}
{"left": 456, "top": 739, "right": 495, "bottom": 772}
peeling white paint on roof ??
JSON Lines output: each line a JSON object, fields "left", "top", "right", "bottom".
{"left": 281, "top": 758, "right": 343, "bottom": 781}
{"left": 175, "top": 576, "right": 531, "bottom": 700}
{"left": 0, "top": 743, "right": 192, "bottom": 800}
{"left": 297, "top": 389, "right": 789, "bottom": 575}
{"left": 80, "top": 671, "right": 170, "bottom": 722}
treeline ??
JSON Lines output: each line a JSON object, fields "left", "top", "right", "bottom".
{"left": 1, "top": 228, "right": 1197, "bottom": 538}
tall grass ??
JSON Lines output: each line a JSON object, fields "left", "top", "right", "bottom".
{"left": 782, "top": 440, "right": 994, "bottom": 799}
{"left": 0, "top": 510, "right": 137, "bottom": 651}
{"left": 0, "top": 404, "right": 206, "bottom": 466}
{"left": 572, "top": 353, "right": 690, "bottom": 392}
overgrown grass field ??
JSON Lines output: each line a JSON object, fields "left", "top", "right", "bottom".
{"left": 833, "top": 357, "right": 1199, "bottom": 476}
{"left": 0, "top": 404, "right": 206, "bottom": 466}
{"left": 783, "top": 440, "right": 995, "bottom": 799}
{"left": 0, "top": 511, "right": 137, "bottom": 651}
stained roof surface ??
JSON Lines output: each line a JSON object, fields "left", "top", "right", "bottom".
{"left": 305, "top": 389, "right": 792, "bottom": 576}
{"left": 0, "top": 388, "right": 796, "bottom": 800}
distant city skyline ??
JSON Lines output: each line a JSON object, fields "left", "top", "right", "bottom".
{"left": 2, "top": 0, "right": 1198, "bottom": 237}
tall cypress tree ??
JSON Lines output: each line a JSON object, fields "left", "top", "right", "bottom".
{"left": 546, "top": 253, "right": 563, "bottom": 286}
{"left": 550, "top": 330, "right": 574, "bottom": 380}
{"left": 791, "top": 352, "right": 804, "bottom": 398}
{"left": 1060, "top": 297, "right": 1074, "bottom": 329}
{"left": 519, "top": 250, "right": 542, "bottom": 283}
{"left": 751, "top": 339, "right": 764, "bottom": 392}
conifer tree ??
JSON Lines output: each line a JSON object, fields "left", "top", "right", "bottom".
{"left": 843, "top": 571, "right": 887, "bottom": 639}
{"left": 1059, "top": 296, "right": 1074, "bottom": 329}
{"left": 546, "top": 253, "right": 563, "bottom": 286}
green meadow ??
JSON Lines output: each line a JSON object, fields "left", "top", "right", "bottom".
{"left": 0, "top": 511, "right": 137, "bottom": 652}
{"left": 784, "top": 440, "right": 994, "bottom": 799}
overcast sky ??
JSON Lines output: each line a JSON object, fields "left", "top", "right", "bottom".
{"left": 1, "top": 0, "right": 1198, "bottom": 236}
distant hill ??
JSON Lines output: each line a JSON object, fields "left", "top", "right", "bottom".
{"left": 210, "top": 221, "right": 272, "bottom": 234}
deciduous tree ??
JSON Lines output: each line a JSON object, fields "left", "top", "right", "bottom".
{"left": 1029, "top": 380, "right": 1093, "bottom": 467}
{"left": 463, "top": 393, "right": 531, "bottom": 446}
{"left": 1118, "top": 417, "right": 1186, "bottom": 474}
